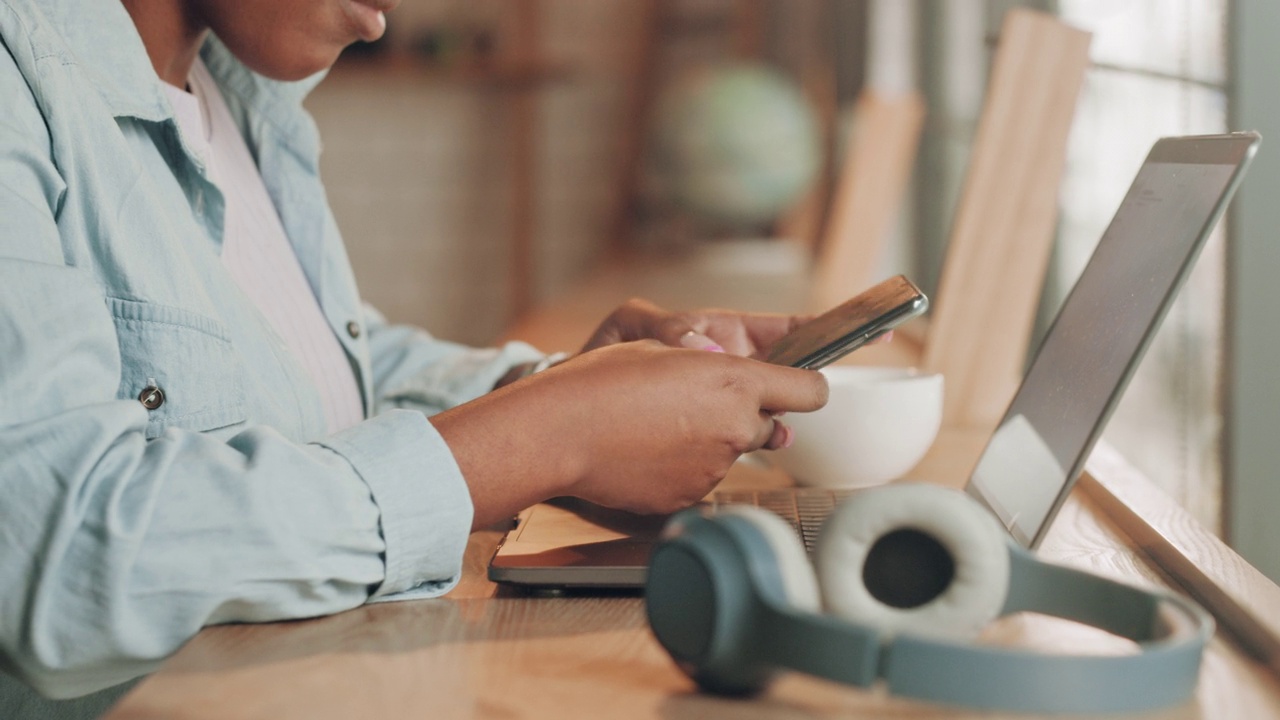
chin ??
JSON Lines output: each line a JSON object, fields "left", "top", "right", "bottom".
{"left": 219, "top": 35, "right": 346, "bottom": 82}
{"left": 254, "top": 49, "right": 344, "bottom": 81}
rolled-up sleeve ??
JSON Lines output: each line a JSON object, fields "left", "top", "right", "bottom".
{"left": 318, "top": 411, "right": 473, "bottom": 601}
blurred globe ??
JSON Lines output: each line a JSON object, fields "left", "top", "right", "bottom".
{"left": 649, "top": 63, "right": 821, "bottom": 228}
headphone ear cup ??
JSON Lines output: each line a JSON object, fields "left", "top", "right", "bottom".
{"left": 645, "top": 509, "right": 795, "bottom": 696}
{"left": 714, "top": 505, "right": 821, "bottom": 612}
{"left": 815, "top": 483, "right": 1011, "bottom": 639}
{"left": 647, "top": 507, "right": 826, "bottom": 696}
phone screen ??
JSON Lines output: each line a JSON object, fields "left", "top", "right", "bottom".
{"left": 765, "top": 275, "right": 928, "bottom": 369}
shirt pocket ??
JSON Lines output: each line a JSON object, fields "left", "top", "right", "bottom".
{"left": 108, "top": 298, "right": 248, "bottom": 438}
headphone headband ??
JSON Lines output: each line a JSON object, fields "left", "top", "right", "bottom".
{"left": 647, "top": 501, "right": 1212, "bottom": 714}
{"left": 881, "top": 545, "right": 1211, "bottom": 713}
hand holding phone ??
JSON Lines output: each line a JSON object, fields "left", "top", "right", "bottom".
{"left": 765, "top": 275, "right": 928, "bottom": 369}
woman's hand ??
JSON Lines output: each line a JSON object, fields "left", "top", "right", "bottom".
{"left": 581, "top": 298, "right": 810, "bottom": 359}
{"left": 431, "top": 340, "right": 829, "bottom": 528}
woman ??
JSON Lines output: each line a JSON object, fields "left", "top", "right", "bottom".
{"left": 0, "top": 0, "right": 829, "bottom": 711}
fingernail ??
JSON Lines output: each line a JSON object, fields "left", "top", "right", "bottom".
{"left": 680, "top": 332, "right": 722, "bottom": 352}
{"left": 782, "top": 426, "right": 794, "bottom": 449}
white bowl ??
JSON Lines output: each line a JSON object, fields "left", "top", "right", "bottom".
{"left": 771, "top": 366, "right": 943, "bottom": 488}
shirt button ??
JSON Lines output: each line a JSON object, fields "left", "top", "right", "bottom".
{"left": 346, "top": 321, "right": 361, "bottom": 339}
{"left": 138, "top": 385, "right": 165, "bottom": 410}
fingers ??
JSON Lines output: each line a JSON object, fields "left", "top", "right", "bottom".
{"left": 679, "top": 331, "right": 724, "bottom": 352}
{"left": 652, "top": 338, "right": 830, "bottom": 414}
{"left": 761, "top": 415, "right": 794, "bottom": 450}
{"left": 738, "top": 312, "right": 813, "bottom": 353}
{"left": 581, "top": 298, "right": 668, "bottom": 353}
{"left": 748, "top": 362, "right": 829, "bottom": 414}
{"left": 700, "top": 311, "right": 813, "bottom": 358}
{"left": 589, "top": 299, "right": 817, "bottom": 360}
{"left": 744, "top": 413, "right": 796, "bottom": 453}
{"left": 643, "top": 305, "right": 799, "bottom": 353}
{"left": 653, "top": 312, "right": 709, "bottom": 349}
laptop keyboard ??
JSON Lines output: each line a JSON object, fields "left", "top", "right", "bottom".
{"left": 707, "top": 488, "right": 857, "bottom": 554}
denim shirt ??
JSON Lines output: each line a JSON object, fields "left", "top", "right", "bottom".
{"left": 0, "top": 0, "right": 543, "bottom": 702}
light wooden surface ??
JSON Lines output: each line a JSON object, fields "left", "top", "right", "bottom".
{"left": 921, "top": 9, "right": 1091, "bottom": 428}
{"left": 1081, "top": 444, "right": 1280, "bottom": 678}
{"left": 809, "top": 91, "right": 926, "bottom": 312}
{"left": 105, "top": 429, "right": 1280, "bottom": 720}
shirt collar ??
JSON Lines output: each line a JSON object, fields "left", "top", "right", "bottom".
{"left": 38, "top": 0, "right": 170, "bottom": 121}
{"left": 41, "top": 0, "right": 325, "bottom": 123}
{"left": 198, "top": 36, "right": 328, "bottom": 127}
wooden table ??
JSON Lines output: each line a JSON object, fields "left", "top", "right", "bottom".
{"left": 108, "top": 249, "right": 1280, "bottom": 719}
{"left": 105, "top": 427, "right": 1280, "bottom": 719}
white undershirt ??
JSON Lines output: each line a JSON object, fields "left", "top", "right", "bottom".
{"left": 164, "top": 60, "right": 365, "bottom": 435}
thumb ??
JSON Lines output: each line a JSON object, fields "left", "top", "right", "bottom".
{"left": 754, "top": 363, "right": 830, "bottom": 414}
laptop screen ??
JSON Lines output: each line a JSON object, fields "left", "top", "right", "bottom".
{"left": 965, "top": 134, "right": 1258, "bottom": 548}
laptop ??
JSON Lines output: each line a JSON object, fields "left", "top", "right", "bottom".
{"left": 488, "top": 132, "right": 1260, "bottom": 589}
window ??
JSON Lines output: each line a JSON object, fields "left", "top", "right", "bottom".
{"left": 912, "top": 0, "right": 1230, "bottom": 532}
{"left": 1053, "top": 0, "right": 1229, "bottom": 533}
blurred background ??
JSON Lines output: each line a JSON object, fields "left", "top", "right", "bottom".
{"left": 305, "top": 0, "right": 1280, "bottom": 579}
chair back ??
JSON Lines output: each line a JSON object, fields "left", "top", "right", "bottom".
{"left": 922, "top": 8, "right": 1091, "bottom": 429}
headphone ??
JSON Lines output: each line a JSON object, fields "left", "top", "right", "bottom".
{"left": 645, "top": 483, "right": 1212, "bottom": 714}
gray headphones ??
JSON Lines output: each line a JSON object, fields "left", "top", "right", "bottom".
{"left": 645, "top": 483, "right": 1212, "bottom": 714}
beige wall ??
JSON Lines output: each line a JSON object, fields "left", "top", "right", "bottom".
{"left": 306, "top": 1, "right": 647, "bottom": 347}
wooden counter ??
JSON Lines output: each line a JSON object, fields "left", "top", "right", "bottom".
{"left": 105, "top": 428, "right": 1280, "bottom": 720}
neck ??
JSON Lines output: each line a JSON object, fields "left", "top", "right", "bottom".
{"left": 120, "top": 0, "right": 208, "bottom": 87}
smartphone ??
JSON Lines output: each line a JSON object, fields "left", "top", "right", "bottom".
{"left": 765, "top": 275, "right": 929, "bottom": 369}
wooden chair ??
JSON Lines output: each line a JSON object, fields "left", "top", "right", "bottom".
{"left": 924, "top": 9, "right": 1090, "bottom": 429}
{"left": 848, "top": 9, "right": 1091, "bottom": 432}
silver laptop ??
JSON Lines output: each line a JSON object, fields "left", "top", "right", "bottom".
{"left": 489, "top": 132, "right": 1260, "bottom": 589}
